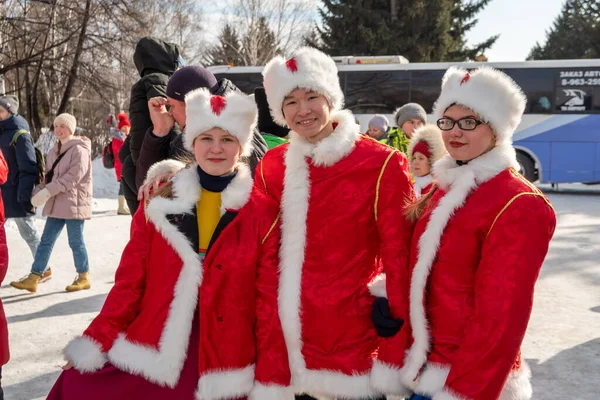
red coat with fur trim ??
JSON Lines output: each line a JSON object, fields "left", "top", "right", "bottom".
{"left": 372, "top": 145, "right": 556, "bottom": 400}
{"left": 254, "top": 110, "right": 414, "bottom": 399}
{"left": 62, "top": 163, "right": 288, "bottom": 400}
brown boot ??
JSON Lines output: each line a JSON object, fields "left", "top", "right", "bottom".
{"left": 66, "top": 272, "right": 91, "bottom": 292}
{"left": 10, "top": 273, "right": 42, "bottom": 293}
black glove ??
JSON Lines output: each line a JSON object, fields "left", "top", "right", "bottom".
{"left": 372, "top": 297, "right": 403, "bottom": 338}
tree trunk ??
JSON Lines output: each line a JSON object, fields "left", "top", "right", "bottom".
{"left": 56, "top": 0, "right": 91, "bottom": 117}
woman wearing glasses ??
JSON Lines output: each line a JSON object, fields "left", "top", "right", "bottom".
{"left": 372, "top": 66, "right": 556, "bottom": 400}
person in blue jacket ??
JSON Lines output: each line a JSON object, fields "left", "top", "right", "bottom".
{"left": 0, "top": 95, "right": 44, "bottom": 275}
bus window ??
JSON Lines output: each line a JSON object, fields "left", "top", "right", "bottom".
{"left": 215, "top": 73, "right": 263, "bottom": 95}
{"left": 409, "top": 70, "right": 445, "bottom": 112}
{"left": 344, "top": 70, "right": 409, "bottom": 115}
{"left": 504, "top": 68, "right": 555, "bottom": 114}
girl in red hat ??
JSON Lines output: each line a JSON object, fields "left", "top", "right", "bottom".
{"left": 113, "top": 113, "right": 130, "bottom": 215}
{"left": 407, "top": 124, "right": 446, "bottom": 199}
{"left": 47, "top": 89, "right": 288, "bottom": 399}
{"left": 373, "top": 67, "right": 556, "bottom": 400}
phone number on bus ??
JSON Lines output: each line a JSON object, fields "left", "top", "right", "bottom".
{"left": 560, "top": 78, "right": 600, "bottom": 86}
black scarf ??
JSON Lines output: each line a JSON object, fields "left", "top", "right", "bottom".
{"left": 197, "top": 166, "right": 237, "bottom": 192}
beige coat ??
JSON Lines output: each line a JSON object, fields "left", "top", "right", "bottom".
{"left": 37, "top": 136, "right": 92, "bottom": 220}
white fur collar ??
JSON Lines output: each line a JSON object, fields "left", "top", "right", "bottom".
{"left": 288, "top": 109, "right": 360, "bottom": 167}
{"left": 147, "top": 162, "right": 253, "bottom": 221}
{"left": 433, "top": 143, "right": 519, "bottom": 191}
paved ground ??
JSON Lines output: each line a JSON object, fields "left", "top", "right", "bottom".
{"left": 1, "top": 190, "right": 599, "bottom": 400}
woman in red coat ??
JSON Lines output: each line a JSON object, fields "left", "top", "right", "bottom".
{"left": 0, "top": 150, "right": 10, "bottom": 399}
{"left": 47, "top": 89, "right": 289, "bottom": 399}
{"left": 113, "top": 113, "right": 130, "bottom": 215}
{"left": 371, "top": 67, "right": 556, "bottom": 400}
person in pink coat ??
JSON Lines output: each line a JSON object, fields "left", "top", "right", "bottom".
{"left": 10, "top": 113, "right": 93, "bottom": 293}
{"left": 371, "top": 67, "right": 556, "bottom": 400}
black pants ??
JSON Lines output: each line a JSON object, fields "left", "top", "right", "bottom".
{"left": 120, "top": 155, "right": 140, "bottom": 214}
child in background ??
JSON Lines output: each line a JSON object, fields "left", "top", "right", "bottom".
{"left": 407, "top": 124, "right": 446, "bottom": 199}
{"left": 112, "top": 113, "right": 130, "bottom": 215}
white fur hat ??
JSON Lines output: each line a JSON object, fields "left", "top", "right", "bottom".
{"left": 407, "top": 124, "right": 447, "bottom": 166}
{"left": 262, "top": 46, "right": 344, "bottom": 127}
{"left": 432, "top": 66, "right": 526, "bottom": 144}
{"left": 184, "top": 88, "right": 257, "bottom": 156}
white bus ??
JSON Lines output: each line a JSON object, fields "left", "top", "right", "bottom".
{"left": 208, "top": 57, "right": 600, "bottom": 184}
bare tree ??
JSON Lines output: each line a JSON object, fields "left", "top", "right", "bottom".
{"left": 208, "top": 0, "right": 315, "bottom": 66}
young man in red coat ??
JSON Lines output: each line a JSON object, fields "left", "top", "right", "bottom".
{"left": 0, "top": 150, "right": 10, "bottom": 400}
{"left": 251, "top": 47, "right": 415, "bottom": 399}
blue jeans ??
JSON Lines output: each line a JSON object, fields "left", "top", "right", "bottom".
{"left": 31, "top": 218, "right": 89, "bottom": 275}
{"left": 12, "top": 216, "right": 40, "bottom": 257}
{"left": 408, "top": 395, "right": 432, "bottom": 400}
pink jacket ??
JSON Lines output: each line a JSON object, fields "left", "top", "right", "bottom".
{"left": 38, "top": 136, "right": 93, "bottom": 220}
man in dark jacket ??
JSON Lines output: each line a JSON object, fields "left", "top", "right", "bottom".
{"left": 119, "top": 37, "right": 181, "bottom": 213}
{"left": 134, "top": 66, "right": 267, "bottom": 197}
{"left": 0, "top": 95, "right": 41, "bottom": 258}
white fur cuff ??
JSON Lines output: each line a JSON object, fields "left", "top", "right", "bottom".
{"left": 63, "top": 335, "right": 107, "bottom": 373}
{"left": 368, "top": 274, "right": 387, "bottom": 298}
{"left": 144, "top": 159, "right": 186, "bottom": 184}
{"left": 249, "top": 383, "right": 295, "bottom": 400}
{"left": 370, "top": 360, "right": 412, "bottom": 397}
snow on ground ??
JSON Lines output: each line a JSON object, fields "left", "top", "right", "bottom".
{"left": 1, "top": 166, "right": 599, "bottom": 399}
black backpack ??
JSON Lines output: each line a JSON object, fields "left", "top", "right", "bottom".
{"left": 11, "top": 129, "right": 45, "bottom": 185}
{"left": 102, "top": 141, "right": 115, "bottom": 169}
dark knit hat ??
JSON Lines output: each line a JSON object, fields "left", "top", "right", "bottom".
{"left": 166, "top": 66, "right": 219, "bottom": 101}
{"left": 254, "top": 87, "right": 290, "bottom": 138}
{"left": 0, "top": 95, "right": 19, "bottom": 115}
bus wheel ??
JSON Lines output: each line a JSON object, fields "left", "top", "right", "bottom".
{"left": 516, "top": 151, "right": 537, "bottom": 182}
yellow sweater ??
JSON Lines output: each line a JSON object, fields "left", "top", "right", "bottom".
{"left": 196, "top": 188, "right": 222, "bottom": 258}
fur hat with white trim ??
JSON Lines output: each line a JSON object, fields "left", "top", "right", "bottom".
{"left": 262, "top": 46, "right": 344, "bottom": 127}
{"left": 432, "top": 66, "right": 526, "bottom": 144}
{"left": 184, "top": 88, "right": 257, "bottom": 156}
{"left": 407, "top": 124, "right": 447, "bottom": 170}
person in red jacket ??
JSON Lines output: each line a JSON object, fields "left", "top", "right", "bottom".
{"left": 252, "top": 47, "right": 414, "bottom": 399}
{"left": 371, "top": 67, "right": 556, "bottom": 400}
{"left": 0, "top": 150, "right": 10, "bottom": 400}
{"left": 113, "top": 113, "right": 130, "bottom": 215}
{"left": 47, "top": 89, "right": 287, "bottom": 399}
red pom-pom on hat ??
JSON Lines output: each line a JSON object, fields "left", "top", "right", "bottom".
{"left": 117, "top": 113, "right": 131, "bottom": 129}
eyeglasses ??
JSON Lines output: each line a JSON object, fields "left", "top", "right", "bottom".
{"left": 437, "top": 117, "right": 486, "bottom": 131}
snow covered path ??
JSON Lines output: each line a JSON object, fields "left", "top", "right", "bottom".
{"left": 1, "top": 178, "right": 599, "bottom": 399}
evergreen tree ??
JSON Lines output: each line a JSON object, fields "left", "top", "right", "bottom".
{"left": 204, "top": 24, "right": 244, "bottom": 66}
{"left": 317, "top": 0, "right": 395, "bottom": 56}
{"left": 528, "top": 0, "right": 600, "bottom": 60}
{"left": 316, "top": 0, "right": 497, "bottom": 62}
{"left": 448, "top": 0, "right": 499, "bottom": 60}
